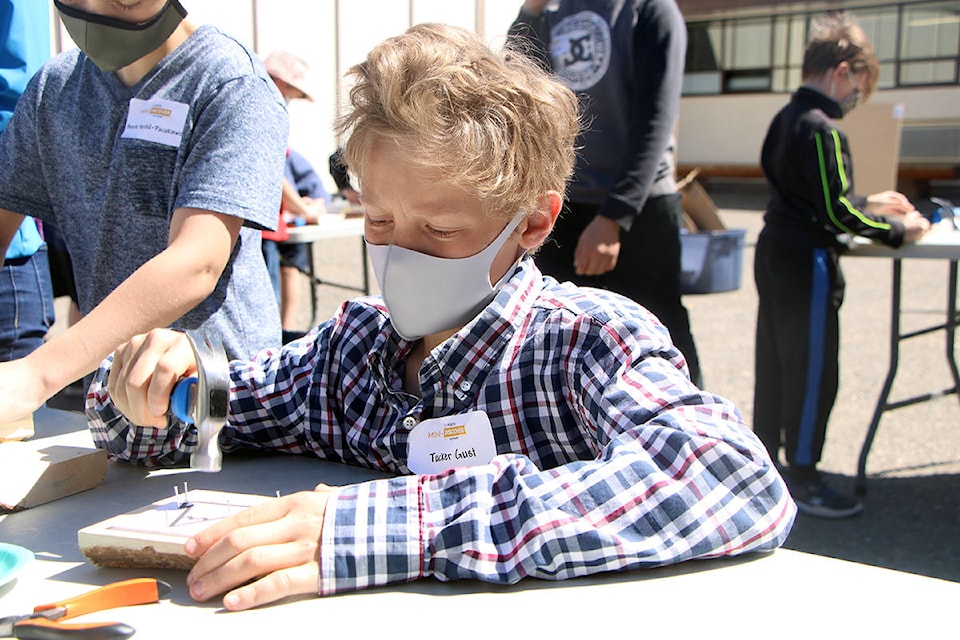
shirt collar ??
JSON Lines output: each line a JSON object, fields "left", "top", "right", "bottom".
{"left": 794, "top": 85, "right": 844, "bottom": 120}
{"left": 367, "top": 257, "right": 545, "bottom": 400}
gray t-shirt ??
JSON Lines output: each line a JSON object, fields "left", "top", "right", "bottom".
{"left": 0, "top": 25, "right": 286, "bottom": 359}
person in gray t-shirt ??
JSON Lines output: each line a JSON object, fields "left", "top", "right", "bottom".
{"left": 0, "top": 0, "right": 287, "bottom": 421}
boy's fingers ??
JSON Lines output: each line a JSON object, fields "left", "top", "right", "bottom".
{"left": 189, "top": 537, "right": 318, "bottom": 603}
{"left": 186, "top": 497, "right": 293, "bottom": 559}
{"left": 221, "top": 563, "right": 321, "bottom": 611}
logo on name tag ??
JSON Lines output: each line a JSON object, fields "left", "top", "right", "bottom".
{"left": 122, "top": 97, "right": 189, "bottom": 148}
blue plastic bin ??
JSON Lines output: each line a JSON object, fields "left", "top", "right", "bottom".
{"left": 680, "top": 228, "right": 746, "bottom": 295}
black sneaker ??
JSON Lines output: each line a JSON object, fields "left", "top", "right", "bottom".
{"left": 788, "top": 474, "right": 863, "bottom": 519}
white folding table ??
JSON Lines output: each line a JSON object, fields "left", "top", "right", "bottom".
{"left": 847, "top": 223, "right": 960, "bottom": 494}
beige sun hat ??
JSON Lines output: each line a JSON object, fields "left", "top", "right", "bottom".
{"left": 263, "top": 50, "right": 314, "bottom": 101}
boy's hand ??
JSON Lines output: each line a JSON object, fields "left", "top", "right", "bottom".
{"left": 574, "top": 215, "right": 621, "bottom": 276}
{"left": 522, "top": 0, "right": 553, "bottom": 14}
{"left": 185, "top": 488, "right": 332, "bottom": 610}
{"left": 866, "top": 190, "right": 916, "bottom": 217}
{"left": 108, "top": 329, "right": 198, "bottom": 428}
{"left": 0, "top": 357, "right": 49, "bottom": 423}
{"left": 902, "top": 211, "right": 931, "bottom": 244}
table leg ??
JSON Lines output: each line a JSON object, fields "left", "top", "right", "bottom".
{"left": 946, "top": 261, "right": 960, "bottom": 400}
{"left": 856, "top": 258, "right": 903, "bottom": 496}
{"left": 361, "top": 238, "right": 370, "bottom": 295}
{"left": 308, "top": 242, "right": 319, "bottom": 327}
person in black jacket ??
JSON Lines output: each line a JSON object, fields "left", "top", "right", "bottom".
{"left": 754, "top": 12, "right": 929, "bottom": 518}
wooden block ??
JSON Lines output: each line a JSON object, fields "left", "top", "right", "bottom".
{"left": 0, "top": 440, "right": 107, "bottom": 510}
{"left": 79, "top": 490, "right": 271, "bottom": 570}
{"left": 0, "top": 414, "right": 34, "bottom": 442}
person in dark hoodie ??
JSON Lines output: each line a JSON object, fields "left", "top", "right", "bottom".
{"left": 508, "top": 0, "right": 703, "bottom": 387}
{"left": 753, "top": 12, "right": 929, "bottom": 519}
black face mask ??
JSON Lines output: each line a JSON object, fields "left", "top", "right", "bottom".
{"left": 54, "top": 0, "right": 188, "bottom": 72}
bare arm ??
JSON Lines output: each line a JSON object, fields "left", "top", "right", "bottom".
{"left": 0, "top": 207, "right": 241, "bottom": 419}
{"left": 521, "top": 0, "right": 552, "bottom": 13}
{"left": 0, "top": 208, "right": 26, "bottom": 270}
{"left": 280, "top": 178, "right": 326, "bottom": 224}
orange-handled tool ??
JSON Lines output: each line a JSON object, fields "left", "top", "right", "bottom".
{"left": 0, "top": 577, "right": 170, "bottom": 639}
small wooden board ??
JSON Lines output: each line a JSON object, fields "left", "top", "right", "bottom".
{"left": 0, "top": 439, "right": 107, "bottom": 511}
{"left": 78, "top": 490, "right": 271, "bottom": 570}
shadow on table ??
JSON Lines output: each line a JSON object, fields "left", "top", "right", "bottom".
{"left": 784, "top": 471, "right": 959, "bottom": 582}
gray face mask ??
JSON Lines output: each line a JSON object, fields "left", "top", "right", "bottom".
{"left": 54, "top": 0, "right": 188, "bottom": 73}
{"left": 830, "top": 71, "right": 861, "bottom": 117}
{"left": 365, "top": 215, "right": 524, "bottom": 341}
{"left": 839, "top": 83, "right": 861, "bottom": 116}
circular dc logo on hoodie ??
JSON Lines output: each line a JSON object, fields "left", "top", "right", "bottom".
{"left": 549, "top": 11, "right": 611, "bottom": 91}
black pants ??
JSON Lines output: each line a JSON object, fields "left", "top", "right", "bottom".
{"left": 753, "top": 225, "right": 844, "bottom": 468}
{"left": 535, "top": 194, "right": 702, "bottom": 386}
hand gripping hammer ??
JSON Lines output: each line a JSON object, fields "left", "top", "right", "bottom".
{"left": 169, "top": 330, "right": 230, "bottom": 472}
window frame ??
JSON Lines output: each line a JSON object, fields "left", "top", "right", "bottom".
{"left": 682, "top": 0, "right": 960, "bottom": 96}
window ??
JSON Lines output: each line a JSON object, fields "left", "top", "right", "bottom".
{"left": 899, "top": 1, "right": 959, "bottom": 85}
{"left": 682, "top": 1, "right": 960, "bottom": 96}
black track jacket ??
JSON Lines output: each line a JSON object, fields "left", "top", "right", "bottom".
{"left": 761, "top": 86, "right": 905, "bottom": 250}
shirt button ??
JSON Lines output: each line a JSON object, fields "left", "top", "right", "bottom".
{"left": 459, "top": 380, "right": 472, "bottom": 392}
{"left": 402, "top": 416, "right": 418, "bottom": 429}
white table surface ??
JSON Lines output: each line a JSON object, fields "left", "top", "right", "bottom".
{"left": 849, "top": 220, "right": 960, "bottom": 259}
{"left": 280, "top": 213, "right": 365, "bottom": 245}
{"left": 1, "top": 407, "right": 956, "bottom": 639}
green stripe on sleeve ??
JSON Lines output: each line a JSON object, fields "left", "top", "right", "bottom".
{"left": 815, "top": 129, "right": 891, "bottom": 234}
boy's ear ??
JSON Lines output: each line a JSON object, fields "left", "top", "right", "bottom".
{"left": 832, "top": 60, "right": 851, "bottom": 79}
{"left": 519, "top": 191, "right": 562, "bottom": 250}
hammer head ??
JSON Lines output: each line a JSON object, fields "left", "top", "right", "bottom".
{"left": 183, "top": 330, "right": 230, "bottom": 472}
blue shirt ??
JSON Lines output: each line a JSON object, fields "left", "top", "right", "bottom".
{"left": 88, "top": 257, "right": 796, "bottom": 595}
{"left": 1, "top": 0, "right": 50, "bottom": 260}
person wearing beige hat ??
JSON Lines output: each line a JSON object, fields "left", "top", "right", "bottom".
{"left": 264, "top": 50, "right": 314, "bottom": 101}
{"left": 261, "top": 50, "right": 330, "bottom": 343}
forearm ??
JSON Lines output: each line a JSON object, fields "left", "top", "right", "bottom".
{"left": 602, "top": 0, "right": 686, "bottom": 223}
{"left": 813, "top": 130, "right": 902, "bottom": 245}
{"left": 280, "top": 179, "right": 310, "bottom": 218}
{"left": 318, "top": 424, "right": 795, "bottom": 595}
{"left": 88, "top": 325, "right": 334, "bottom": 464}
{"left": 29, "top": 244, "right": 224, "bottom": 399}
{"left": 87, "top": 365, "right": 196, "bottom": 466}
{"left": 0, "top": 208, "right": 26, "bottom": 269}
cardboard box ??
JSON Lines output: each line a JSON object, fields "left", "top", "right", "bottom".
{"left": 680, "top": 229, "right": 746, "bottom": 295}
{"left": 678, "top": 168, "right": 725, "bottom": 232}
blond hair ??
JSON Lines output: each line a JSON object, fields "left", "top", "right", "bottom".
{"left": 335, "top": 23, "right": 580, "bottom": 218}
{"left": 802, "top": 12, "right": 879, "bottom": 98}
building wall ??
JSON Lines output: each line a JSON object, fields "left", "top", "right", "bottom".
{"left": 678, "top": 86, "right": 960, "bottom": 168}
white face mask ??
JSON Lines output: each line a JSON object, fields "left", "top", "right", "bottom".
{"left": 365, "top": 215, "right": 524, "bottom": 341}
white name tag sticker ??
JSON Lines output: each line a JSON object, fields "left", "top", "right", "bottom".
{"left": 408, "top": 410, "right": 497, "bottom": 475}
{"left": 122, "top": 98, "right": 189, "bottom": 147}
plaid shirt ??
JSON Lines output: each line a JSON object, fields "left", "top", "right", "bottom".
{"left": 88, "top": 258, "right": 796, "bottom": 595}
